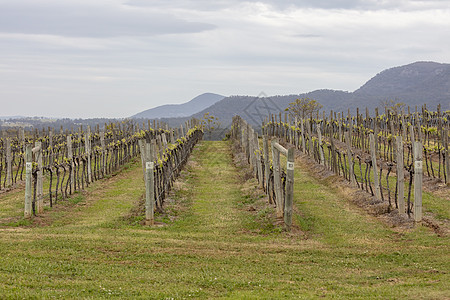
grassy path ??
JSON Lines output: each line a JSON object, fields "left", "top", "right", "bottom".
{"left": 168, "top": 141, "right": 243, "bottom": 236}
{"left": 0, "top": 141, "right": 448, "bottom": 299}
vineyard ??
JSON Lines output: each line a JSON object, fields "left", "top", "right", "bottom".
{"left": 228, "top": 107, "right": 448, "bottom": 233}
{"left": 0, "top": 107, "right": 449, "bottom": 298}
{"left": 0, "top": 119, "right": 202, "bottom": 222}
{"left": 0, "top": 106, "right": 448, "bottom": 227}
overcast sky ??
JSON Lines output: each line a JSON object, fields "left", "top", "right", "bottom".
{"left": 1, "top": 0, "right": 449, "bottom": 118}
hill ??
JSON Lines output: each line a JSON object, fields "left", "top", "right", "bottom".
{"left": 132, "top": 92, "right": 225, "bottom": 119}
{"left": 351, "top": 61, "right": 450, "bottom": 110}
{"left": 190, "top": 90, "right": 352, "bottom": 126}
{"left": 169, "top": 61, "right": 450, "bottom": 127}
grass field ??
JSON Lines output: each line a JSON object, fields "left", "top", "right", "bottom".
{"left": 0, "top": 141, "right": 448, "bottom": 299}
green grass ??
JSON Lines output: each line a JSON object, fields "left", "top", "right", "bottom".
{"left": 0, "top": 140, "right": 448, "bottom": 299}
{"left": 299, "top": 137, "right": 450, "bottom": 220}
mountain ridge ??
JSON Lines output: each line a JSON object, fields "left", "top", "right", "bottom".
{"left": 191, "top": 61, "right": 450, "bottom": 126}
{"left": 134, "top": 61, "right": 450, "bottom": 128}
{"left": 132, "top": 92, "right": 225, "bottom": 119}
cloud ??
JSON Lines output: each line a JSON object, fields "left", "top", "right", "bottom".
{"left": 126, "top": 0, "right": 450, "bottom": 11}
{"left": 0, "top": 0, "right": 449, "bottom": 118}
{"left": 0, "top": 0, "right": 215, "bottom": 38}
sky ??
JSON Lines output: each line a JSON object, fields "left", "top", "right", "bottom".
{"left": 1, "top": 0, "right": 450, "bottom": 118}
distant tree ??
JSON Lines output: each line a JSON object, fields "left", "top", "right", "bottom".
{"left": 284, "top": 98, "right": 323, "bottom": 119}
{"left": 380, "top": 99, "right": 406, "bottom": 114}
{"left": 201, "top": 112, "right": 221, "bottom": 139}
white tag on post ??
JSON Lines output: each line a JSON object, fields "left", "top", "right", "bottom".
{"left": 287, "top": 162, "right": 294, "bottom": 170}
{"left": 414, "top": 161, "right": 422, "bottom": 170}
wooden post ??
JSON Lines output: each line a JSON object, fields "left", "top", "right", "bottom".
{"left": 369, "top": 133, "right": 382, "bottom": 200}
{"left": 34, "top": 141, "right": 43, "bottom": 214}
{"left": 330, "top": 132, "right": 337, "bottom": 173}
{"left": 284, "top": 147, "right": 294, "bottom": 231}
{"left": 67, "top": 136, "right": 74, "bottom": 192}
{"left": 24, "top": 144, "right": 32, "bottom": 218}
{"left": 414, "top": 141, "right": 423, "bottom": 222}
{"left": 417, "top": 119, "right": 423, "bottom": 143}
{"left": 388, "top": 109, "right": 395, "bottom": 136}
{"left": 254, "top": 132, "right": 263, "bottom": 188}
{"left": 262, "top": 135, "right": 270, "bottom": 195}
{"left": 20, "top": 128, "right": 25, "bottom": 151}
{"left": 401, "top": 111, "right": 407, "bottom": 142}
{"left": 301, "top": 119, "right": 306, "bottom": 153}
{"left": 145, "top": 161, "right": 155, "bottom": 225}
{"left": 156, "top": 135, "right": 163, "bottom": 159}
{"left": 169, "top": 129, "right": 175, "bottom": 144}
{"left": 240, "top": 126, "right": 245, "bottom": 153}
{"left": 271, "top": 140, "right": 283, "bottom": 217}
{"left": 151, "top": 139, "right": 161, "bottom": 209}
{"left": 149, "top": 140, "right": 156, "bottom": 162}
{"left": 100, "top": 131, "right": 106, "bottom": 176}
{"left": 85, "top": 126, "right": 92, "bottom": 183}
{"left": 444, "top": 129, "right": 449, "bottom": 185}
{"left": 317, "top": 124, "right": 325, "bottom": 165}
{"left": 388, "top": 110, "right": 397, "bottom": 162}
{"left": 409, "top": 125, "right": 415, "bottom": 159}
{"left": 145, "top": 142, "right": 151, "bottom": 166}
{"left": 180, "top": 124, "right": 185, "bottom": 137}
{"left": 396, "top": 136, "right": 405, "bottom": 215}
{"left": 288, "top": 115, "right": 293, "bottom": 144}
{"left": 49, "top": 129, "right": 54, "bottom": 165}
{"left": 246, "top": 123, "right": 251, "bottom": 162}
{"left": 374, "top": 113, "right": 379, "bottom": 158}
{"left": 249, "top": 127, "right": 257, "bottom": 176}
{"left": 161, "top": 133, "right": 168, "bottom": 149}
{"left": 348, "top": 110, "right": 353, "bottom": 147}
{"left": 151, "top": 139, "right": 158, "bottom": 162}
{"left": 345, "top": 132, "right": 356, "bottom": 187}
{"left": 138, "top": 139, "right": 146, "bottom": 177}
{"left": 306, "top": 120, "right": 313, "bottom": 156}
{"left": 437, "top": 104, "right": 442, "bottom": 147}
{"left": 5, "top": 138, "right": 12, "bottom": 187}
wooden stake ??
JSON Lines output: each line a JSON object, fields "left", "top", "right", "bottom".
{"left": 24, "top": 145, "right": 32, "bottom": 218}
{"left": 409, "top": 125, "right": 415, "bottom": 160}
{"left": 345, "top": 132, "right": 356, "bottom": 187}
{"left": 301, "top": 119, "right": 306, "bottom": 153}
{"left": 414, "top": 141, "right": 423, "bottom": 222}
{"left": 100, "top": 131, "right": 106, "bottom": 176}
{"left": 85, "top": 126, "right": 92, "bottom": 183}
{"left": 67, "top": 136, "right": 74, "bottom": 192}
{"left": 369, "top": 133, "right": 382, "bottom": 200}
{"left": 262, "top": 135, "right": 270, "bottom": 195}
{"left": 284, "top": 147, "right": 294, "bottom": 231}
{"left": 145, "top": 161, "right": 155, "bottom": 225}
{"left": 271, "top": 139, "right": 283, "bottom": 217}
{"left": 396, "top": 136, "right": 405, "bottom": 215}
{"left": 254, "top": 132, "right": 263, "bottom": 188}
{"left": 5, "top": 138, "right": 12, "bottom": 187}
{"left": 444, "top": 129, "right": 449, "bottom": 185}
{"left": 317, "top": 124, "right": 325, "bottom": 165}
{"left": 306, "top": 120, "right": 313, "bottom": 156}
{"left": 34, "top": 141, "right": 43, "bottom": 214}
